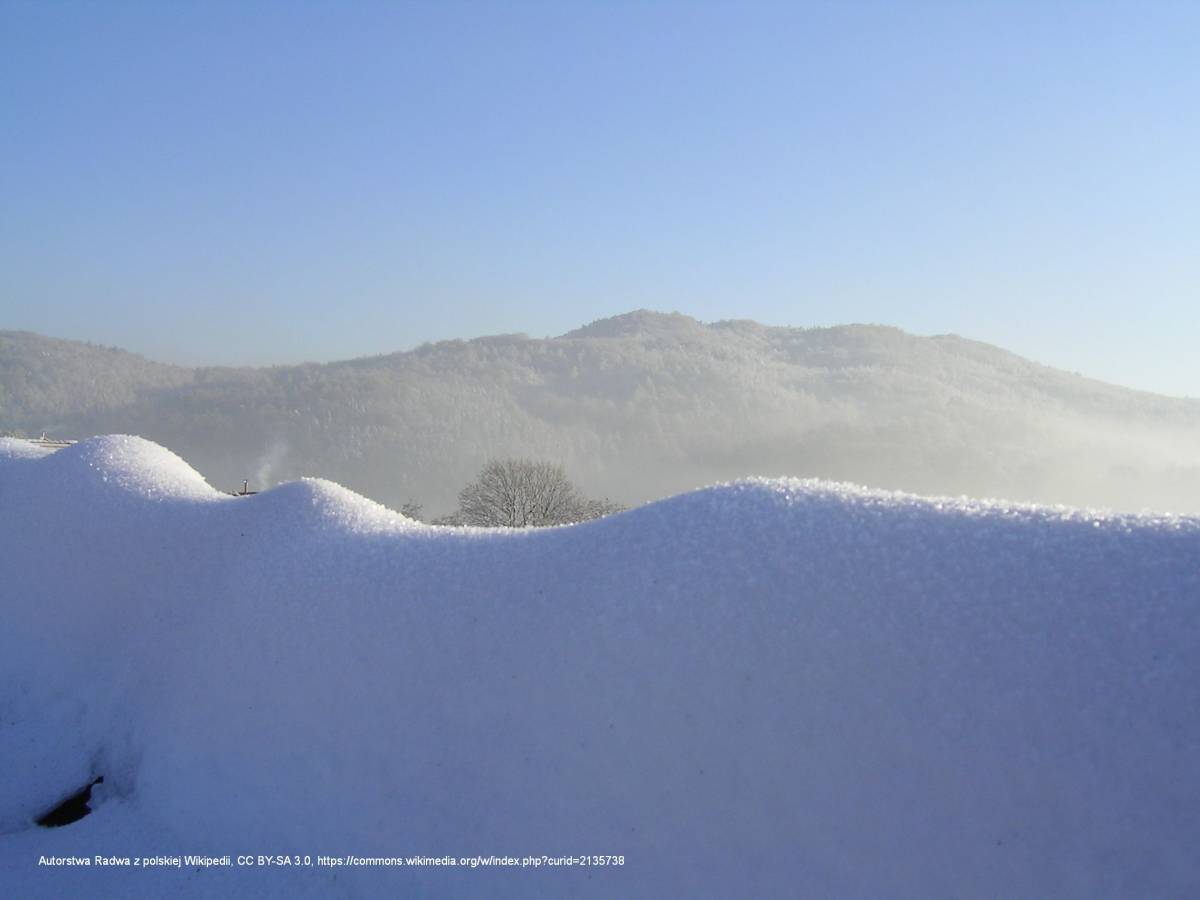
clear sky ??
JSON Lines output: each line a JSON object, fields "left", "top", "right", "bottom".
{"left": 2, "top": 1, "right": 1197, "bottom": 396}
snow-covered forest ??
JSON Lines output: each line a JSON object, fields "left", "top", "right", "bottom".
{"left": 3, "top": 310, "right": 1199, "bottom": 515}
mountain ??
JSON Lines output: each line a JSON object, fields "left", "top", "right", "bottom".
{"left": 2, "top": 312, "right": 1199, "bottom": 513}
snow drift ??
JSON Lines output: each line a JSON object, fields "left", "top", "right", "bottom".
{"left": 2, "top": 435, "right": 1198, "bottom": 898}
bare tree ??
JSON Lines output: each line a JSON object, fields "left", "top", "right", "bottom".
{"left": 455, "top": 458, "right": 621, "bottom": 527}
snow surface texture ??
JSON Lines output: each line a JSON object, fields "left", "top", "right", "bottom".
{"left": 2, "top": 435, "right": 1199, "bottom": 898}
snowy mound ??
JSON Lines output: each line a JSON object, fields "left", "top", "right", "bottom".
{"left": 35, "top": 434, "right": 220, "bottom": 503}
{"left": 0, "top": 437, "right": 56, "bottom": 460}
{"left": 2, "top": 438, "right": 1199, "bottom": 898}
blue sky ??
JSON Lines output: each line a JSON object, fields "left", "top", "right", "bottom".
{"left": 2, "top": 1, "right": 1197, "bottom": 396}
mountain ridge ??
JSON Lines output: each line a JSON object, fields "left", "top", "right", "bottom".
{"left": 3, "top": 312, "right": 1198, "bottom": 514}
{"left": 1, "top": 313, "right": 1189, "bottom": 401}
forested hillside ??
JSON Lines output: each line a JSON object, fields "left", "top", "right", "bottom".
{"left": 3, "top": 312, "right": 1198, "bottom": 513}
{"left": 0, "top": 332, "right": 194, "bottom": 423}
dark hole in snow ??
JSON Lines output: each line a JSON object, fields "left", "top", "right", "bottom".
{"left": 36, "top": 776, "right": 103, "bottom": 828}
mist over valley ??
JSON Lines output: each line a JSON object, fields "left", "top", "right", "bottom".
{"left": 4, "top": 310, "right": 1197, "bottom": 515}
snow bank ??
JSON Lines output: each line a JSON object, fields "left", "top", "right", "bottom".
{"left": 2, "top": 436, "right": 1198, "bottom": 898}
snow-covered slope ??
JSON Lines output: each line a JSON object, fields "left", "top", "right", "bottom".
{"left": 2, "top": 436, "right": 1198, "bottom": 898}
